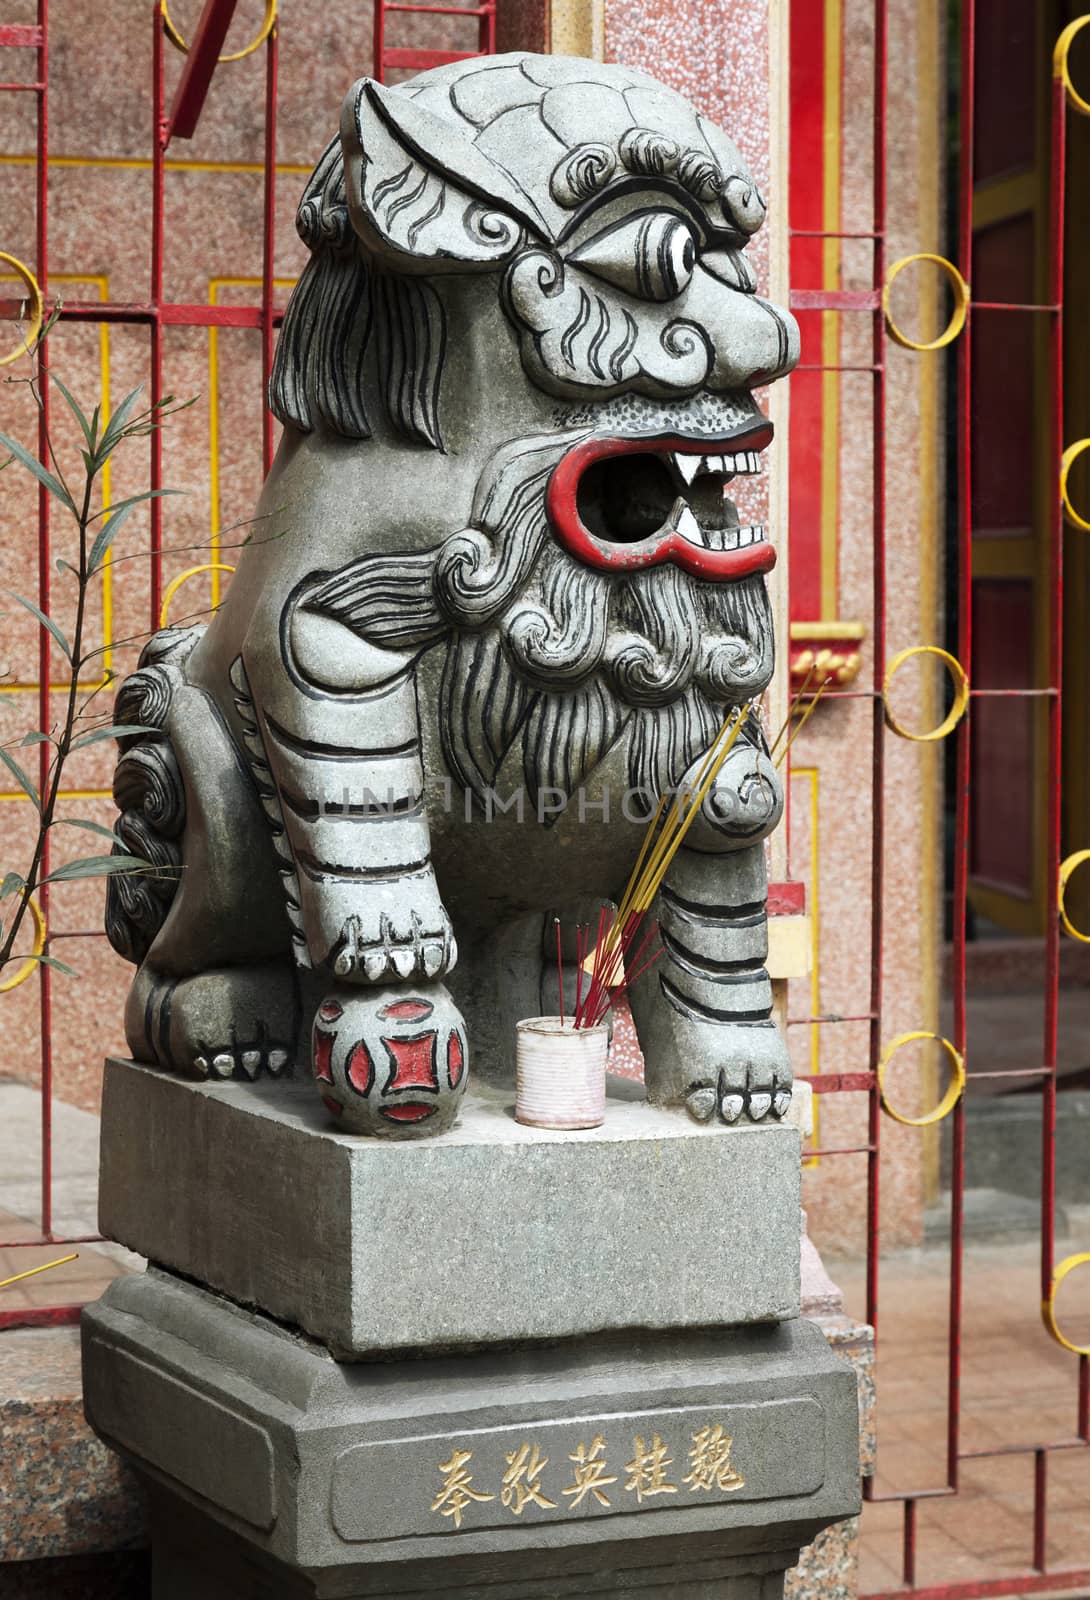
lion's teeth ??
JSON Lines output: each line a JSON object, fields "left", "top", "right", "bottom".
{"left": 674, "top": 453, "right": 701, "bottom": 486}
{"left": 675, "top": 505, "right": 703, "bottom": 545}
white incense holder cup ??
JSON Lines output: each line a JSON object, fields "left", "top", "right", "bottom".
{"left": 514, "top": 1016, "right": 609, "bottom": 1130}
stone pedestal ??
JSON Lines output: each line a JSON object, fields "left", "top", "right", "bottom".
{"left": 83, "top": 1270, "right": 858, "bottom": 1599}
{"left": 97, "top": 1060, "right": 804, "bottom": 1357}
{"left": 85, "top": 1065, "right": 859, "bottom": 1597}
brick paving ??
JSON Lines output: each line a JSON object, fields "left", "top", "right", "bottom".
{"left": 835, "top": 1235, "right": 1090, "bottom": 1593}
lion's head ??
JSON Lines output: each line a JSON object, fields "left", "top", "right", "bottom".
{"left": 272, "top": 53, "right": 798, "bottom": 812}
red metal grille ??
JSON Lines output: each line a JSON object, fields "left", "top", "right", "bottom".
{"left": 788, "top": 3, "right": 1090, "bottom": 1595}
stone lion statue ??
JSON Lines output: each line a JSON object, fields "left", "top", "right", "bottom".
{"left": 105, "top": 52, "right": 800, "bottom": 1136}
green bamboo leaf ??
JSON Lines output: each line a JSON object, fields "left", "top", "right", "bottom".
{"left": 70, "top": 722, "right": 157, "bottom": 750}
{"left": 94, "top": 386, "right": 143, "bottom": 461}
{"left": 36, "top": 954, "right": 78, "bottom": 977}
{"left": 49, "top": 371, "right": 95, "bottom": 446}
{"left": 0, "top": 428, "right": 75, "bottom": 511}
{"left": 41, "top": 852, "right": 149, "bottom": 885}
{"left": 88, "top": 491, "right": 178, "bottom": 573}
{"left": 0, "top": 871, "right": 26, "bottom": 901}
{"left": 8, "top": 592, "right": 72, "bottom": 662}
{"left": 55, "top": 557, "right": 76, "bottom": 576}
{"left": 20, "top": 731, "right": 53, "bottom": 746}
{"left": 0, "top": 747, "right": 40, "bottom": 812}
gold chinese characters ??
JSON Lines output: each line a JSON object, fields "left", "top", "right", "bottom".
{"left": 431, "top": 1426, "right": 744, "bottom": 1527}
{"left": 431, "top": 1449, "right": 495, "bottom": 1529}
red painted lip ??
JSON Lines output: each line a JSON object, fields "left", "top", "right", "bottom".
{"left": 545, "top": 422, "right": 775, "bottom": 581}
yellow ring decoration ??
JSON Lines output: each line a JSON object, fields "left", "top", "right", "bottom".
{"left": 1060, "top": 439, "right": 1090, "bottom": 532}
{"left": 882, "top": 254, "right": 970, "bottom": 352}
{"left": 1042, "top": 1253, "right": 1090, "bottom": 1355}
{"left": 1058, "top": 849, "right": 1090, "bottom": 944}
{"left": 877, "top": 1031, "right": 965, "bottom": 1128}
{"left": 0, "top": 893, "right": 46, "bottom": 994}
{"left": 1054, "top": 16, "right": 1090, "bottom": 118}
{"left": 0, "top": 252, "right": 43, "bottom": 368}
{"left": 159, "top": 563, "right": 236, "bottom": 628}
{"left": 883, "top": 645, "right": 969, "bottom": 742}
{"left": 161, "top": 0, "right": 277, "bottom": 62}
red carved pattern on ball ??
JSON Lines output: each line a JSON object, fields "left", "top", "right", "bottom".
{"left": 447, "top": 1029, "right": 465, "bottom": 1089}
{"left": 382, "top": 1031, "right": 439, "bottom": 1093}
{"left": 381, "top": 1102, "right": 436, "bottom": 1123}
{"left": 313, "top": 1027, "right": 335, "bottom": 1084}
{"left": 346, "top": 1039, "right": 375, "bottom": 1095}
{"left": 379, "top": 998, "right": 434, "bottom": 1022}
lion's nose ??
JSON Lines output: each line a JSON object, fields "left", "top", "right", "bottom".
{"left": 689, "top": 271, "right": 800, "bottom": 390}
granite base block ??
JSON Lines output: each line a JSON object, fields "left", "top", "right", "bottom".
{"left": 82, "top": 1270, "right": 860, "bottom": 1599}
{"left": 98, "top": 1059, "right": 802, "bottom": 1358}
{"left": 0, "top": 1327, "right": 144, "bottom": 1565}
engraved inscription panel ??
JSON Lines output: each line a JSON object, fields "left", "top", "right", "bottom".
{"left": 331, "top": 1397, "right": 824, "bottom": 1543}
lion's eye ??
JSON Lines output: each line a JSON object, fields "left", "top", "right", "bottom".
{"left": 568, "top": 213, "right": 697, "bottom": 302}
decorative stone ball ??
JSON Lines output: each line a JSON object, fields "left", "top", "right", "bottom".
{"left": 312, "top": 983, "right": 467, "bottom": 1138}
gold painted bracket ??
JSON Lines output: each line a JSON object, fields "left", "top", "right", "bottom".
{"left": 1055, "top": 16, "right": 1090, "bottom": 118}
{"left": 789, "top": 621, "right": 866, "bottom": 691}
{"left": 161, "top": 0, "right": 277, "bottom": 62}
{"left": 1042, "top": 1252, "right": 1090, "bottom": 1355}
{"left": 878, "top": 1031, "right": 965, "bottom": 1127}
{"left": 882, "top": 254, "right": 970, "bottom": 352}
{"left": 0, "top": 251, "right": 43, "bottom": 367}
{"left": 883, "top": 645, "right": 969, "bottom": 742}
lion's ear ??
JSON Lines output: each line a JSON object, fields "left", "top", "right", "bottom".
{"left": 341, "top": 78, "right": 550, "bottom": 273}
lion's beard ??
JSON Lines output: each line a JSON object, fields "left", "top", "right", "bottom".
{"left": 308, "top": 429, "right": 775, "bottom": 814}
{"left": 432, "top": 453, "right": 774, "bottom": 814}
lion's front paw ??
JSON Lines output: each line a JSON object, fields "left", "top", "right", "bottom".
{"left": 330, "top": 898, "right": 457, "bottom": 984}
{"left": 683, "top": 1030, "right": 793, "bottom": 1125}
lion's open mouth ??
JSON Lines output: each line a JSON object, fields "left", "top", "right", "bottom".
{"left": 545, "top": 421, "right": 775, "bottom": 579}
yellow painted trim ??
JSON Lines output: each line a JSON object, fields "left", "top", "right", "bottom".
{"left": 789, "top": 619, "right": 866, "bottom": 641}
{"left": 971, "top": 171, "right": 1038, "bottom": 231}
{"left": 819, "top": 0, "right": 842, "bottom": 619}
{"left": 792, "top": 764, "right": 822, "bottom": 1167}
{"left": 0, "top": 152, "right": 309, "bottom": 177}
{"left": 0, "top": 789, "right": 112, "bottom": 802}
{"left": 549, "top": 0, "right": 604, "bottom": 59}
{"left": 767, "top": 914, "right": 811, "bottom": 980}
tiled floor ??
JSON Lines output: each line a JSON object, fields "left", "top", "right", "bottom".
{"left": 0, "top": 1081, "right": 140, "bottom": 1320}
{"left": 0, "top": 1206, "right": 127, "bottom": 1314}
{"left": 834, "top": 1235, "right": 1090, "bottom": 1594}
